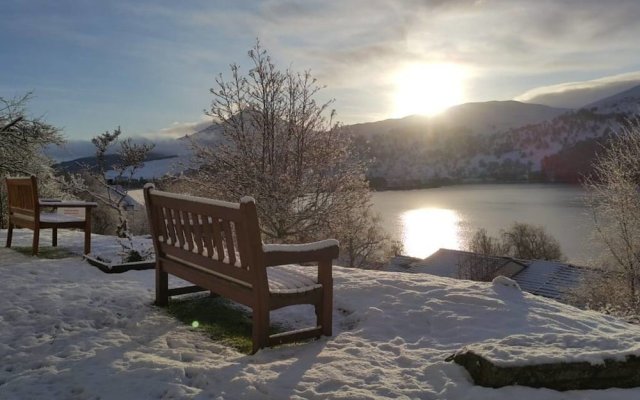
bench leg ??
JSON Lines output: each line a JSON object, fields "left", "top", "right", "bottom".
{"left": 32, "top": 227, "right": 40, "bottom": 256}
{"left": 155, "top": 267, "right": 169, "bottom": 306}
{"left": 251, "top": 306, "right": 269, "bottom": 354}
{"left": 52, "top": 228, "right": 57, "bottom": 247}
{"left": 84, "top": 212, "right": 92, "bottom": 255}
{"left": 318, "top": 261, "right": 333, "bottom": 337}
{"left": 5, "top": 222, "right": 13, "bottom": 248}
{"left": 321, "top": 284, "right": 333, "bottom": 337}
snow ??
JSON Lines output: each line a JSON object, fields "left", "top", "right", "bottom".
{"left": 2, "top": 228, "right": 640, "bottom": 399}
{"left": 145, "top": 186, "right": 241, "bottom": 210}
{"left": 40, "top": 201, "right": 99, "bottom": 207}
{"left": 263, "top": 239, "right": 340, "bottom": 253}
{"left": 240, "top": 196, "right": 255, "bottom": 204}
{"left": 104, "top": 156, "right": 186, "bottom": 180}
{"left": 267, "top": 267, "right": 322, "bottom": 294}
{"left": 39, "top": 212, "right": 85, "bottom": 224}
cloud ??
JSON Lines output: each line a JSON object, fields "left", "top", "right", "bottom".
{"left": 8, "top": 0, "right": 640, "bottom": 133}
{"left": 515, "top": 71, "right": 640, "bottom": 108}
{"left": 141, "top": 117, "right": 212, "bottom": 140}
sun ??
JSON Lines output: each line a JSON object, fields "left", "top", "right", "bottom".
{"left": 393, "top": 63, "right": 467, "bottom": 117}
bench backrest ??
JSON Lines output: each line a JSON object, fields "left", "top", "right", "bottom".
{"left": 5, "top": 176, "right": 39, "bottom": 219}
{"left": 143, "top": 184, "right": 266, "bottom": 288}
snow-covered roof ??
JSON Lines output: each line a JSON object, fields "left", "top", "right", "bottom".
{"left": 403, "top": 248, "right": 527, "bottom": 279}
{"left": 388, "top": 248, "right": 589, "bottom": 301}
{"left": 512, "top": 260, "right": 589, "bottom": 300}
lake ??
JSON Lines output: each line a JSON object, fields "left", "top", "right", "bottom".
{"left": 370, "top": 184, "right": 598, "bottom": 264}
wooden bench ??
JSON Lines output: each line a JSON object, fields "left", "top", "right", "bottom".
{"left": 143, "top": 184, "right": 339, "bottom": 353}
{"left": 5, "top": 176, "right": 97, "bottom": 255}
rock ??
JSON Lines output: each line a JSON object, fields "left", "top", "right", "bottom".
{"left": 451, "top": 350, "right": 640, "bottom": 391}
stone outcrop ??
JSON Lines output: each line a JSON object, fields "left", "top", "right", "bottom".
{"left": 450, "top": 350, "right": 640, "bottom": 391}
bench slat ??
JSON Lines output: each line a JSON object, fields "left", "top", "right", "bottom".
{"left": 163, "top": 207, "right": 177, "bottom": 245}
{"left": 236, "top": 220, "right": 250, "bottom": 269}
{"left": 160, "top": 243, "right": 253, "bottom": 284}
{"left": 182, "top": 211, "right": 195, "bottom": 252}
{"left": 201, "top": 218, "right": 215, "bottom": 259}
{"left": 191, "top": 214, "right": 205, "bottom": 255}
{"left": 222, "top": 220, "right": 236, "bottom": 267}
{"left": 152, "top": 195, "right": 242, "bottom": 220}
{"left": 174, "top": 209, "right": 187, "bottom": 249}
{"left": 211, "top": 218, "right": 224, "bottom": 262}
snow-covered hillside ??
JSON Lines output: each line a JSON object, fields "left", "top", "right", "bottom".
{"left": 347, "top": 100, "right": 567, "bottom": 138}
{"left": 361, "top": 103, "right": 635, "bottom": 187}
{"left": 47, "top": 85, "right": 640, "bottom": 186}
{"left": 104, "top": 155, "right": 188, "bottom": 180}
{"left": 587, "top": 84, "right": 640, "bottom": 115}
{"left": 2, "top": 228, "right": 640, "bottom": 399}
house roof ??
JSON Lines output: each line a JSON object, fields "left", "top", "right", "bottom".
{"left": 511, "top": 260, "right": 589, "bottom": 300}
{"left": 404, "top": 248, "right": 527, "bottom": 279}
{"left": 385, "top": 248, "right": 591, "bottom": 302}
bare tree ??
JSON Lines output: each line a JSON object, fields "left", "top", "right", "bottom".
{"left": 466, "top": 224, "right": 562, "bottom": 261}
{"left": 184, "top": 41, "right": 390, "bottom": 267}
{"left": 456, "top": 254, "right": 507, "bottom": 281}
{"left": 64, "top": 128, "right": 154, "bottom": 260}
{"left": 500, "top": 222, "right": 563, "bottom": 261}
{"left": 584, "top": 118, "right": 640, "bottom": 313}
{"left": 468, "top": 228, "right": 505, "bottom": 256}
{"left": 457, "top": 229, "right": 510, "bottom": 281}
{"left": 0, "top": 93, "right": 65, "bottom": 228}
{"left": 459, "top": 224, "right": 562, "bottom": 281}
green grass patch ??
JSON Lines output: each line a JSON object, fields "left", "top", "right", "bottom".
{"left": 166, "top": 295, "right": 285, "bottom": 354}
{"left": 13, "top": 246, "right": 76, "bottom": 259}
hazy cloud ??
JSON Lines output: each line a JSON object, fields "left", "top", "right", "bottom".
{"left": 142, "top": 117, "right": 212, "bottom": 140}
{"left": 4, "top": 0, "right": 640, "bottom": 136}
{"left": 515, "top": 71, "right": 640, "bottom": 108}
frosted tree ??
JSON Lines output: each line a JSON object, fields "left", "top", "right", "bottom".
{"left": 459, "top": 224, "right": 563, "bottom": 281}
{"left": 65, "top": 128, "right": 154, "bottom": 261}
{"left": 500, "top": 222, "right": 563, "bottom": 261}
{"left": 183, "top": 41, "right": 391, "bottom": 267}
{"left": 582, "top": 118, "right": 640, "bottom": 315}
{"left": 0, "top": 93, "right": 64, "bottom": 228}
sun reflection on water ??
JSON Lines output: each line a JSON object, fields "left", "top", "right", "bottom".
{"left": 401, "top": 208, "right": 462, "bottom": 259}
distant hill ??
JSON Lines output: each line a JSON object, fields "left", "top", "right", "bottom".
{"left": 346, "top": 101, "right": 568, "bottom": 138}
{"left": 354, "top": 94, "right": 638, "bottom": 188}
{"left": 53, "top": 152, "right": 179, "bottom": 175}
{"left": 585, "top": 84, "right": 640, "bottom": 114}
{"left": 49, "top": 84, "right": 640, "bottom": 186}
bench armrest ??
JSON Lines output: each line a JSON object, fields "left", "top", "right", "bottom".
{"left": 40, "top": 200, "right": 98, "bottom": 208}
{"left": 263, "top": 239, "right": 339, "bottom": 266}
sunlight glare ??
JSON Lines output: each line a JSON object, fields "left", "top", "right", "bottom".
{"left": 401, "top": 208, "right": 462, "bottom": 259}
{"left": 393, "top": 63, "right": 466, "bottom": 117}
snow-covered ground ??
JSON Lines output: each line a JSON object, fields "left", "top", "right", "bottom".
{"left": 2, "top": 229, "right": 640, "bottom": 399}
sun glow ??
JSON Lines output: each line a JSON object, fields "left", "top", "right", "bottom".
{"left": 393, "top": 63, "right": 467, "bottom": 117}
{"left": 401, "top": 208, "right": 462, "bottom": 259}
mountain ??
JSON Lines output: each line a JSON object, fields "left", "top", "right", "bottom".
{"left": 517, "top": 78, "right": 640, "bottom": 109}
{"left": 179, "top": 122, "right": 223, "bottom": 144}
{"left": 53, "top": 152, "right": 180, "bottom": 176}
{"left": 347, "top": 101, "right": 568, "bottom": 138}
{"left": 585, "top": 84, "right": 640, "bottom": 114}
{"left": 48, "top": 85, "right": 640, "bottom": 185}
{"left": 356, "top": 92, "right": 639, "bottom": 188}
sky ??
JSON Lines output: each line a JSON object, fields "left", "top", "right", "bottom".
{"left": 3, "top": 0, "right": 640, "bottom": 141}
